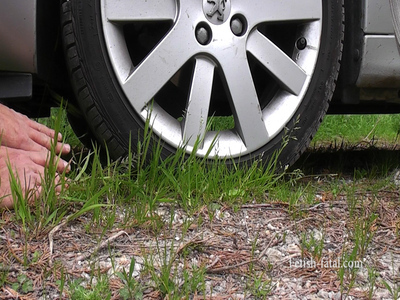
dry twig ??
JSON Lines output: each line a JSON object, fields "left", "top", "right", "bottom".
{"left": 48, "top": 219, "right": 68, "bottom": 265}
{"left": 206, "top": 259, "right": 258, "bottom": 274}
{"left": 75, "top": 230, "right": 129, "bottom": 262}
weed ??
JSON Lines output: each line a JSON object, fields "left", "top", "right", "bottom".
{"left": 382, "top": 279, "right": 400, "bottom": 300}
{"left": 337, "top": 212, "right": 373, "bottom": 300}
{"left": 337, "top": 251, "right": 358, "bottom": 298}
{"left": 245, "top": 233, "right": 275, "bottom": 299}
{"left": 352, "top": 212, "right": 378, "bottom": 258}
{"left": 11, "top": 274, "right": 33, "bottom": 294}
{"left": 68, "top": 274, "right": 111, "bottom": 300}
{"left": 116, "top": 257, "right": 143, "bottom": 300}
{"left": 146, "top": 239, "right": 177, "bottom": 297}
{"left": 56, "top": 266, "right": 67, "bottom": 298}
{"left": 366, "top": 265, "right": 377, "bottom": 299}
{"left": 0, "top": 265, "right": 8, "bottom": 288}
{"left": 142, "top": 232, "right": 208, "bottom": 299}
{"left": 181, "top": 265, "right": 207, "bottom": 297}
{"left": 300, "top": 230, "right": 324, "bottom": 262}
{"left": 8, "top": 166, "right": 34, "bottom": 231}
{"left": 245, "top": 272, "right": 275, "bottom": 299}
{"left": 382, "top": 257, "right": 400, "bottom": 300}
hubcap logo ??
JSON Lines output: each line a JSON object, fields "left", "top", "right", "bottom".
{"left": 207, "top": 0, "right": 227, "bottom": 21}
{"left": 203, "top": 0, "right": 231, "bottom": 24}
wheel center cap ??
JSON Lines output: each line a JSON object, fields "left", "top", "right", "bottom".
{"left": 203, "top": 0, "right": 231, "bottom": 24}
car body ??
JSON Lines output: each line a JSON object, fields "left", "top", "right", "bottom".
{"left": 1, "top": 0, "right": 400, "bottom": 166}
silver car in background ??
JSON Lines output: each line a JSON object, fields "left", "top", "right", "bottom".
{"left": 1, "top": 0, "right": 400, "bottom": 167}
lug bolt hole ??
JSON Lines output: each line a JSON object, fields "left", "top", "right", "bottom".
{"left": 231, "top": 15, "right": 247, "bottom": 36}
{"left": 196, "top": 23, "right": 212, "bottom": 45}
{"left": 296, "top": 37, "right": 307, "bottom": 50}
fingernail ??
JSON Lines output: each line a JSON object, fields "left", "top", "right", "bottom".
{"left": 58, "top": 132, "right": 63, "bottom": 140}
{"left": 65, "top": 144, "right": 71, "bottom": 153}
{"left": 63, "top": 161, "right": 71, "bottom": 172}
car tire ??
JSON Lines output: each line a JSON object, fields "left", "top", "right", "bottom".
{"left": 61, "top": 0, "right": 344, "bottom": 167}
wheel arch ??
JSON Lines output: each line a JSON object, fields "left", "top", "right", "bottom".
{"left": 0, "top": 0, "right": 76, "bottom": 117}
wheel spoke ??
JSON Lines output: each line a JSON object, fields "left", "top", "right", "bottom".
{"left": 122, "top": 27, "right": 196, "bottom": 112}
{"left": 247, "top": 30, "right": 307, "bottom": 95}
{"left": 104, "top": 0, "right": 176, "bottom": 22}
{"left": 183, "top": 58, "right": 215, "bottom": 147}
{"left": 245, "top": 0, "right": 321, "bottom": 26}
{"left": 221, "top": 56, "right": 269, "bottom": 149}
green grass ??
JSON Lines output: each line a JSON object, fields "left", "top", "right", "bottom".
{"left": 313, "top": 114, "right": 400, "bottom": 145}
{"left": 0, "top": 106, "right": 289, "bottom": 298}
{"left": 37, "top": 108, "right": 82, "bottom": 149}
{"left": 207, "top": 116, "right": 235, "bottom": 131}
{"left": 2, "top": 109, "right": 400, "bottom": 299}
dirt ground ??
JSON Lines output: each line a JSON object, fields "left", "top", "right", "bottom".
{"left": 1, "top": 145, "right": 400, "bottom": 299}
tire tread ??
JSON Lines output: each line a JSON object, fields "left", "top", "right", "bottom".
{"left": 61, "top": 1, "right": 126, "bottom": 159}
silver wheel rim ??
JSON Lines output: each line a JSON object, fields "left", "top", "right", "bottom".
{"left": 101, "top": 0, "right": 323, "bottom": 158}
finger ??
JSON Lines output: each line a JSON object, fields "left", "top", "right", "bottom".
{"left": 28, "top": 130, "right": 70, "bottom": 155}
{"left": 53, "top": 157, "right": 71, "bottom": 173}
{"left": 57, "top": 159, "right": 71, "bottom": 174}
{"left": 53, "top": 175, "right": 68, "bottom": 196}
{"left": 0, "top": 195, "right": 14, "bottom": 209}
{"left": 49, "top": 175, "right": 67, "bottom": 196}
{"left": 30, "top": 152, "right": 71, "bottom": 173}
{"left": 27, "top": 119, "right": 61, "bottom": 140}
{"left": 55, "top": 142, "right": 71, "bottom": 155}
{"left": 27, "top": 129, "right": 54, "bottom": 151}
{"left": 58, "top": 176, "right": 71, "bottom": 191}
{"left": 55, "top": 183, "right": 63, "bottom": 193}
{"left": 28, "top": 129, "right": 62, "bottom": 150}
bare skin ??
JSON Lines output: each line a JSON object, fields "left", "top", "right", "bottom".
{"left": 0, "top": 104, "right": 71, "bottom": 209}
